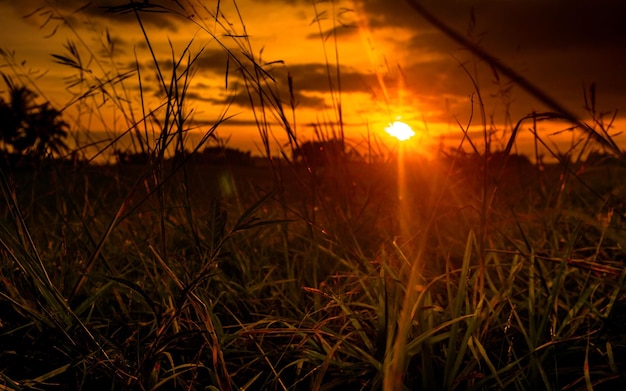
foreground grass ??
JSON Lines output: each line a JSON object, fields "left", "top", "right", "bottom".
{"left": 1, "top": 151, "right": 625, "bottom": 390}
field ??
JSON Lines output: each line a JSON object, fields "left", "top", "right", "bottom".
{"left": 1, "top": 1, "right": 626, "bottom": 390}
{"left": 1, "top": 149, "right": 625, "bottom": 390}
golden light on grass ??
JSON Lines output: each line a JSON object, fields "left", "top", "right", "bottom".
{"left": 385, "top": 120, "right": 415, "bottom": 141}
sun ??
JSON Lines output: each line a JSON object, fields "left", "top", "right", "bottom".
{"left": 385, "top": 121, "right": 415, "bottom": 141}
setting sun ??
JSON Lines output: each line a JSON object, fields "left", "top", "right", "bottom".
{"left": 385, "top": 121, "right": 416, "bottom": 141}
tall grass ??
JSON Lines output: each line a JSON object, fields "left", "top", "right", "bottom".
{"left": 1, "top": 1, "right": 625, "bottom": 390}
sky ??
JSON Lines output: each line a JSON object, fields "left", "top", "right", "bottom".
{"left": 1, "top": 0, "right": 625, "bottom": 158}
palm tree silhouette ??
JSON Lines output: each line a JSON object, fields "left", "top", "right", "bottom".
{"left": 0, "top": 75, "right": 68, "bottom": 161}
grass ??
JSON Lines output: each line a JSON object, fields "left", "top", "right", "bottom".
{"left": 1, "top": 1, "right": 626, "bottom": 390}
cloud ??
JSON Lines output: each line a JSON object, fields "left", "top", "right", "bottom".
{"left": 193, "top": 49, "right": 382, "bottom": 107}
{"left": 358, "top": 0, "right": 626, "bottom": 118}
{"left": 196, "top": 49, "right": 231, "bottom": 75}
{"left": 305, "top": 25, "right": 359, "bottom": 41}
{"left": 191, "top": 117, "right": 267, "bottom": 128}
{"left": 4, "top": 0, "right": 625, "bottom": 129}
{"left": 278, "top": 63, "right": 375, "bottom": 93}
{"left": 187, "top": 76, "right": 327, "bottom": 110}
{"left": 3, "top": 0, "right": 183, "bottom": 31}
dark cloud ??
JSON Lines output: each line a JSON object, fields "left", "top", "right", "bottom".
{"left": 363, "top": 0, "right": 626, "bottom": 48}
{"left": 191, "top": 117, "right": 266, "bottom": 128}
{"left": 177, "top": 53, "right": 333, "bottom": 110}
{"left": 4, "top": 0, "right": 184, "bottom": 31}
{"left": 190, "top": 86, "right": 326, "bottom": 110}
{"left": 280, "top": 63, "right": 375, "bottom": 93}
{"left": 359, "top": 0, "right": 626, "bottom": 119}
{"left": 305, "top": 25, "right": 359, "bottom": 41}
{"left": 194, "top": 51, "right": 380, "bottom": 108}
{"left": 89, "top": 1, "right": 181, "bottom": 31}
{"left": 249, "top": 0, "right": 309, "bottom": 5}
{"left": 196, "top": 49, "right": 231, "bottom": 75}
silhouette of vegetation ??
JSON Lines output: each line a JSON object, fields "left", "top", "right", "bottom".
{"left": 441, "top": 148, "right": 534, "bottom": 173}
{"left": 113, "top": 146, "right": 253, "bottom": 166}
{"left": 113, "top": 149, "right": 151, "bottom": 165}
{"left": 190, "top": 146, "right": 252, "bottom": 166}
{"left": 584, "top": 150, "right": 624, "bottom": 166}
{"left": 292, "top": 138, "right": 346, "bottom": 166}
{"left": 0, "top": 75, "right": 69, "bottom": 163}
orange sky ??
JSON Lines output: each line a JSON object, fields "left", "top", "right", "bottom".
{"left": 1, "top": 0, "right": 625, "bottom": 159}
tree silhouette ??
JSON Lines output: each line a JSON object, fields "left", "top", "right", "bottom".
{"left": 292, "top": 139, "right": 345, "bottom": 166}
{"left": 0, "top": 75, "right": 68, "bottom": 160}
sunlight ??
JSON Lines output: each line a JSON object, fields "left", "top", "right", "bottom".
{"left": 385, "top": 121, "right": 415, "bottom": 141}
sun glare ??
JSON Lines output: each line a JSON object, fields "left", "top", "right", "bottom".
{"left": 385, "top": 121, "right": 415, "bottom": 141}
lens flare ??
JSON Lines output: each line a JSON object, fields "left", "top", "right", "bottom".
{"left": 385, "top": 121, "right": 415, "bottom": 141}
